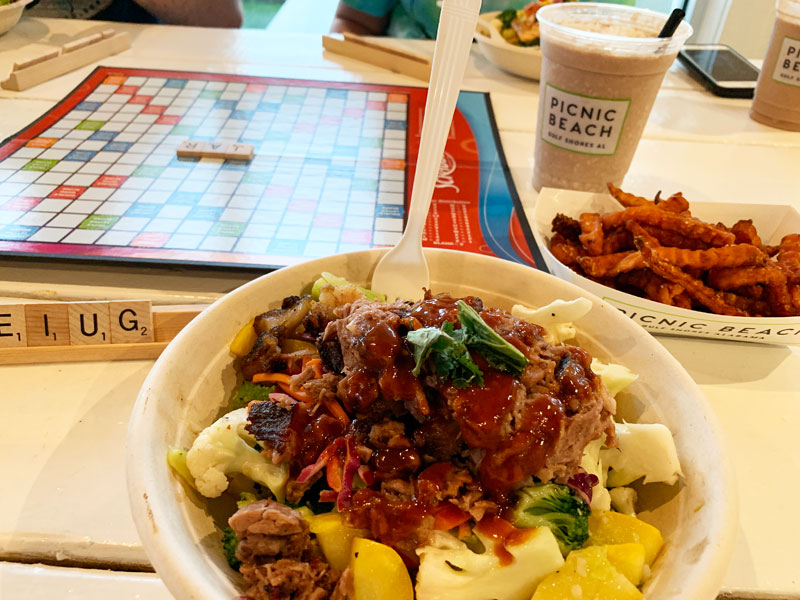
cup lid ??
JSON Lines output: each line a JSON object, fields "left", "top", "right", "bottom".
{"left": 536, "top": 2, "right": 693, "bottom": 56}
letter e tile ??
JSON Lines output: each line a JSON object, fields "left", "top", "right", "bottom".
{"left": 68, "top": 302, "right": 112, "bottom": 345}
{"left": 0, "top": 305, "right": 27, "bottom": 348}
{"left": 109, "top": 300, "right": 154, "bottom": 343}
{"left": 25, "top": 303, "right": 71, "bottom": 346}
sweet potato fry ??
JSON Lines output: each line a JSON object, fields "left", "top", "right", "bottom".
{"left": 707, "top": 266, "right": 795, "bottom": 316}
{"left": 731, "top": 219, "right": 763, "bottom": 249}
{"left": 776, "top": 233, "right": 800, "bottom": 284}
{"left": 654, "top": 243, "right": 767, "bottom": 270}
{"left": 550, "top": 233, "right": 586, "bottom": 267}
{"left": 607, "top": 183, "right": 652, "bottom": 208}
{"left": 632, "top": 230, "right": 747, "bottom": 316}
{"left": 640, "top": 224, "right": 710, "bottom": 250}
{"left": 602, "top": 227, "right": 633, "bottom": 254}
{"left": 578, "top": 251, "right": 644, "bottom": 277}
{"left": 602, "top": 206, "right": 736, "bottom": 247}
{"left": 655, "top": 192, "right": 690, "bottom": 214}
{"left": 579, "top": 212, "right": 605, "bottom": 256}
{"left": 551, "top": 213, "right": 582, "bottom": 242}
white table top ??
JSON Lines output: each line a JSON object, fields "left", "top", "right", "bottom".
{"left": 1, "top": 17, "right": 799, "bottom": 600}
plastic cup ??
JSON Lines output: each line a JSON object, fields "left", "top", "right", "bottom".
{"left": 532, "top": 3, "right": 692, "bottom": 192}
{"left": 750, "top": 0, "right": 800, "bottom": 131}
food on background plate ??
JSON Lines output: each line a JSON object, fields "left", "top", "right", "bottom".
{"left": 549, "top": 183, "right": 800, "bottom": 317}
{"left": 490, "top": 0, "right": 575, "bottom": 46}
{"left": 168, "top": 273, "right": 683, "bottom": 600}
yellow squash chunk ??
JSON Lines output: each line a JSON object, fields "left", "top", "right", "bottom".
{"left": 532, "top": 546, "right": 642, "bottom": 600}
{"left": 588, "top": 510, "right": 664, "bottom": 565}
{"left": 229, "top": 319, "right": 256, "bottom": 357}
{"left": 572, "top": 544, "right": 646, "bottom": 587}
{"left": 308, "top": 512, "right": 369, "bottom": 572}
{"left": 351, "top": 538, "right": 414, "bottom": 600}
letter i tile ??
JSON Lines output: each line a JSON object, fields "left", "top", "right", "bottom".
{"left": 25, "top": 304, "right": 71, "bottom": 346}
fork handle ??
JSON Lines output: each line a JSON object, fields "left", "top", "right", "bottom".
{"left": 402, "top": 0, "right": 482, "bottom": 243}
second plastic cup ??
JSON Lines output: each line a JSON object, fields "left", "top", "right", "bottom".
{"left": 532, "top": 3, "right": 692, "bottom": 192}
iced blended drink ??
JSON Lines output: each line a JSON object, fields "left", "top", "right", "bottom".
{"left": 750, "top": 0, "right": 800, "bottom": 131}
{"left": 532, "top": 4, "right": 692, "bottom": 192}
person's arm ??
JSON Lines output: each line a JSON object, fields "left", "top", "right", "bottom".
{"left": 133, "top": 0, "right": 244, "bottom": 27}
{"left": 331, "top": 1, "right": 392, "bottom": 36}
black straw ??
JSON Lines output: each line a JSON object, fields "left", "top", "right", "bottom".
{"left": 657, "top": 8, "right": 685, "bottom": 38}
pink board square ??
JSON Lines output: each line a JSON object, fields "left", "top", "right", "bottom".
{"left": 116, "top": 85, "right": 138, "bottom": 95}
{"left": 128, "top": 95, "right": 153, "bottom": 105}
{"left": 366, "top": 100, "right": 386, "bottom": 110}
{"left": 247, "top": 84, "right": 268, "bottom": 93}
{"left": 141, "top": 105, "right": 167, "bottom": 115}
{"left": 155, "top": 115, "right": 181, "bottom": 125}
{"left": 3, "top": 196, "right": 41, "bottom": 210}
{"left": 320, "top": 116, "right": 341, "bottom": 125}
{"left": 340, "top": 229, "right": 372, "bottom": 244}
{"left": 131, "top": 232, "right": 169, "bottom": 248}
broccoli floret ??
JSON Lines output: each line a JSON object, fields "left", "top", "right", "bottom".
{"left": 221, "top": 526, "right": 241, "bottom": 570}
{"left": 232, "top": 381, "right": 275, "bottom": 409}
{"left": 511, "top": 483, "right": 590, "bottom": 556}
{"left": 498, "top": 8, "right": 517, "bottom": 28}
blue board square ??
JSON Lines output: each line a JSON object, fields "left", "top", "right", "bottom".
{"left": 75, "top": 101, "right": 102, "bottom": 112}
{"left": 306, "top": 157, "right": 330, "bottom": 167}
{"left": 230, "top": 110, "right": 254, "bottom": 121}
{"left": 188, "top": 206, "right": 223, "bottom": 220}
{"left": 0, "top": 224, "right": 37, "bottom": 241}
{"left": 326, "top": 89, "right": 347, "bottom": 99}
{"left": 327, "top": 166, "right": 355, "bottom": 178}
{"left": 377, "top": 204, "right": 403, "bottom": 218}
{"left": 164, "top": 78, "right": 187, "bottom": 89}
{"left": 215, "top": 99, "right": 237, "bottom": 111}
{"left": 125, "top": 203, "right": 162, "bottom": 218}
{"left": 64, "top": 149, "right": 97, "bottom": 161}
{"left": 333, "top": 146, "right": 358, "bottom": 157}
{"left": 268, "top": 239, "right": 305, "bottom": 255}
{"left": 257, "top": 102, "right": 280, "bottom": 113}
{"left": 385, "top": 120, "right": 407, "bottom": 131}
{"left": 103, "top": 141, "right": 133, "bottom": 153}
{"left": 169, "top": 192, "right": 202, "bottom": 205}
{"left": 89, "top": 130, "right": 117, "bottom": 142}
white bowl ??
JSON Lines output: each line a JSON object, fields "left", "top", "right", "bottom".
{"left": 126, "top": 248, "right": 737, "bottom": 600}
{"left": 0, "top": 0, "right": 32, "bottom": 36}
{"left": 474, "top": 10, "right": 543, "bottom": 80}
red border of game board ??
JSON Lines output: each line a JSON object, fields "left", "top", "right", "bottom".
{"left": 0, "top": 67, "right": 541, "bottom": 271}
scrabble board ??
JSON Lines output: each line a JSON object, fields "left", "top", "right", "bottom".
{"left": 0, "top": 67, "right": 541, "bottom": 270}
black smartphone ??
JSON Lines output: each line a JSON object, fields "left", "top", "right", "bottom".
{"left": 677, "top": 44, "right": 761, "bottom": 98}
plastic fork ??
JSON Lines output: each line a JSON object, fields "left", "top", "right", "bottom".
{"left": 370, "top": 0, "right": 482, "bottom": 301}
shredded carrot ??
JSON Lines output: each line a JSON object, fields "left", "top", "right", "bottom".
{"left": 251, "top": 372, "right": 313, "bottom": 402}
{"left": 324, "top": 397, "right": 350, "bottom": 426}
{"left": 306, "top": 358, "right": 323, "bottom": 379}
{"left": 252, "top": 372, "right": 291, "bottom": 385}
{"left": 277, "top": 381, "right": 312, "bottom": 403}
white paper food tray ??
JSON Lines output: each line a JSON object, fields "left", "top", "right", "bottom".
{"left": 531, "top": 187, "right": 800, "bottom": 345}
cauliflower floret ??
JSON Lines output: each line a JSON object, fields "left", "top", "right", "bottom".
{"left": 415, "top": 528, "right": 564, "bottom": 600}
{"left": 186, "top": 407, "right": 288, "bottom": 501}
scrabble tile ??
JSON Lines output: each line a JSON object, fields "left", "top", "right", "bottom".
{"left": 0, "top": 304, "right": 27, "bottom": 347}
{"left": 67, "top": 302, "right": 112, "bottom": 345}
{"left": 25, "top": 303, "right": 70, "bottom": 346}
{"left": 108, "top": 300, "right": 154, "bottom": 343}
